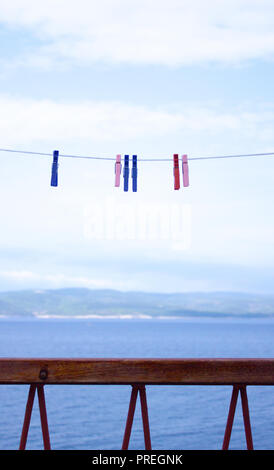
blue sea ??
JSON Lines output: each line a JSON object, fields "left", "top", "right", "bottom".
{"left": 0, "top": 317, "right": 274, "bottom": 450}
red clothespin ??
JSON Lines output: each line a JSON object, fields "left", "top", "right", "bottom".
{"left": 182, "top": 154, "right": 189, "bottom": 187}
{"left": 115, "top": 154, "right": 122, "bottom": 187}
{"left": 173, "top": 154, "right": 180, "bottom": 190}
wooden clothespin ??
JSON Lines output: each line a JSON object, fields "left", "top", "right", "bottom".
{"left": 123, "top": 155, "right": 129, "bottom": 191}
{"left": 173, "top": 154, "right": 180, "bottom": 190}
{"left": 182, "top": 154, "right": 189, "bottom": 187}
{"left": 132, "top": 155, "right": 137, "bottom": 192}
{"left": 50, "top": 150, "right": 59, "bottom": 187}
{"left": 115, "top": 154, "right": 122, "bottom": 187}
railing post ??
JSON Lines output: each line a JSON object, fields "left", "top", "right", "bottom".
{"left": 139, "top": 385, "right": 152, "bottom": 450}
{"left": 19, "top": 384, "right": 36, "bottom": 450}
{"left": 122, "top": 384, "right": 152, "bottom": 450}
{"left": 222, "top": 385, "right": 253, "bottom": 450}
{"left": 122, "top": 385, "right": 138, "bottom": 450}
{"left": 240, "top": 386, "right": 253, "bottom": 450}
{"left": 37, "top": 385, "right": 51, "bottom": 450}
{"left": 19, "top": 384, "right": 51, "bottom": 450}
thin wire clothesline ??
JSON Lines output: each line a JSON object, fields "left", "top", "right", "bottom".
{"left": 0, "top": 146, "right": 274, "bottom": 162}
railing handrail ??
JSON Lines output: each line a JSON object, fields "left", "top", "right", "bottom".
{"left": 1, "top": 358, "right": 274, "bottom": 385}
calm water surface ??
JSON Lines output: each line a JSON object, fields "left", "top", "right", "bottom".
{"left": 0, "top": 317, "right": 274, "bottom": 450}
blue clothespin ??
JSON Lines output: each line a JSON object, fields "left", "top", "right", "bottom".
{"left": 132, "top": 155, "right": 137, "bottom": 192}
{"left": 51, "top": 150, "right": 59, "bottom": 187}
{"left": 123, "top": 155, "right": 129, "bottom": 191}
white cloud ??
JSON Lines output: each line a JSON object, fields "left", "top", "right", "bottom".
{"left": 0, "top": 269, "right": 133, "bottom": 290}
{"left": 1, "top": 0, "right": 274, "bottom": 67}
{"left": 0, "top": 94, "right": 274, "bottom": 147}
{"left": 0, "top": 270, "right": 37, "bottom": 280}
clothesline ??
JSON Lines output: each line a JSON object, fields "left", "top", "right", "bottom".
{"left": 0, "top": 147, "right": 274, "bottom": 161}
{"left": 1, "top": 146, "right": 274, "bottom": 191}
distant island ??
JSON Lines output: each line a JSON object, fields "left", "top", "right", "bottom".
{"left": 0, "top": 288, "right": 274, "bottom": 319}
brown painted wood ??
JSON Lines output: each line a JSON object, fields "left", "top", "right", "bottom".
{"left": 0, "top": 358, "right": 274, "bottom": 385}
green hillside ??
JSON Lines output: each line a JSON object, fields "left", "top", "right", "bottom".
{"left": 0, "top": 288, "right": 274, "bottom": 318}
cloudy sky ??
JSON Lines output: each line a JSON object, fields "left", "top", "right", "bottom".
{"left": 0, "top": 0, "right": 274, "bottom": 294}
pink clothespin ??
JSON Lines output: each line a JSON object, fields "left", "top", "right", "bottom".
{"left": 182, "top": 154, "right": 189, "bottom": 187}
{"left": 115, "top": 154, "right": 122, "bottom": 187}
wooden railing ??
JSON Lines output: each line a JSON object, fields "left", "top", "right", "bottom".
{"left": 1, "top": 358, "right": 274, "bottom": 450}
